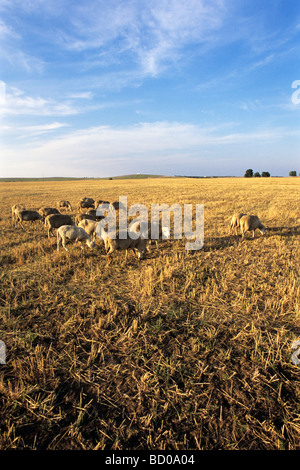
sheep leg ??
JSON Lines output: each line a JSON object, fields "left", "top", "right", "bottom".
{"left": 71, "top": 238, "right": 79, "bottom": 251}
{"left": 252, "top": 230, "right": 255, "bottom": 238}
{"left": 57, "top": 233, "right": 61, "bottom": 252}
{"left": 63, "top": 238, "right": 69, "bottom": 252}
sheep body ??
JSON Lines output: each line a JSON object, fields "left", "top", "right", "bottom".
{"left": 45, "top": 213, "right": 73, "bottom": 238}
{"left": 39, "top": 207, "right": 60, "bottom": 217}
{"left": 240, "top": 215, "right": 266, "bottom": 239}
{"left": 129, "top": 220, "right": 171, "bottom": 250}
{"left": 57, "top": 225, "right": 95, "bottom": 252}
{"left": 77, "top": 200, "right": 95, "bottom": 212}
{"left": 11, "top": 204, "right": 25, "bottom": 225}
{"left": 75, "top": 212, "right": 99, "bottom": 225}
{"left": 229, "top": 213, "right": 247, "bottom": 235}
{"left": 78, "top": 218, "right": 98, "bottom": 241}
{"left": 16, "top": 210, "right": 44, "bottom": 230}
{"left": 56, "top": 200, "right": 72, "bottom": 211}
{"left": 99, "top": 227, "right": 146, "bottom": 262}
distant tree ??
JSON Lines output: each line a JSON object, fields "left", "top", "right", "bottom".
{"left": 244, "top": 169, "right": 253, "bottom": 178}
{"left": 261, "top": 171, "right": 270, "bottom": 177}
{"left": 253, "top": 172, "right": 261, "bottom": 177}
{"left": 289, "top": 171, "right": 297, "bottom": 176}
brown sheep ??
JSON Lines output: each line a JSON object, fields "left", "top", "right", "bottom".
{"left": 45, "top": 213, "right": 73, "bottom": 238}
{"left": 16, "top": 210, "right": 44, "bottom": 230}
{"left": 75, "top": 213, "right": 97, "bottom": 225}
{"left": 39, "top": 207, "right": 60, "bottom": 217}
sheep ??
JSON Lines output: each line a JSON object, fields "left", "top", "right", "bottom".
{"left": 87, "top": 208, "right": 106, "bottom": 220}
{"left": 11, "top": 204, "right": 25, "bottom": 226}
{"left": 229, "top": 213, "right": 247, "bottom": 235}
{"left": 240, "top": 215, "right": 266, "bottom": 239}
{"left": 111, "top": 201, "right": 126, "bottom": 211}
{"left": 57, "top": 225, "right": 95, "bottom": 252}
{"left": 39, "top": 207, "right": 60, "bottom": 218}
{"left": 16, "top": 210, "right": 44, "bottom": 230}
{"left": 75, "top": 212, "right": 97, "bottom": 225}
{"left": 98, "top": 226, "right": 147, "bottom": 263}
{"left": 80, "top": 197, "right": 95, "bottom": 204}
{"left": 95, "top": 199, "right": 110, "bottom": 209}
{"left": 45, "top": 213, "right": 73, "bottom": 238}
{"left": 77, "top": 199, "right": 95, "bottom": 212}
{"left": 129, "top": 220, "right": 171, "bottom": 250}
{"left": 56, "top": 200, "right": 72, "bottom": 212}
{"left": 78, "top": 218, "right": 99, "bottom": 241}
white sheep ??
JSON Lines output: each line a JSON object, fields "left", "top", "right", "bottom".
{"left": 98, "top": 226, "right": 146, "bottom": 263}
{"left": 78, "top": 218, "right": 98, "bottom": 241}
{"left": 240, "top": 215, "right": 266, "bottom": 239}
{"left": 229, "top": 213, "right": 247, "bottom": 235}
{"left": 129, "top": 220, "right": 171, "bottom": 250}
{"left": 11, "top": 204, "right": 25, "bottom": 226}
{"left": 57, "top": 225, "right": 95, "bottom": 252}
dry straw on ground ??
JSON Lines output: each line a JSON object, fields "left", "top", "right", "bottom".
{"left": 0, "top": 177, "right": 299, "bottom": 450}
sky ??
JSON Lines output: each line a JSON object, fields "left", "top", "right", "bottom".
{"left": 0, "top": 0, "right": 299, "bottom": 178}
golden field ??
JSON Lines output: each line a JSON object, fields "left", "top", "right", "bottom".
{"left": 0, "top": 176, "right": 299, "bottom": 450}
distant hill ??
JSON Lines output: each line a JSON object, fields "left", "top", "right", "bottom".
{"left": 106, "top": 174, "right": 172, "bottom": 180}
{"left": 0, "top": 174, "right": 172, "bottom": 182}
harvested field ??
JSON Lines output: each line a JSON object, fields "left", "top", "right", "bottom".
{"left": 0, "top": 177, "right": 299, "bottom": 450}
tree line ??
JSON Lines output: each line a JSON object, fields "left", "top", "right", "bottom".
{"left": 244, "top": 169, "right": 298, "bottom": 177}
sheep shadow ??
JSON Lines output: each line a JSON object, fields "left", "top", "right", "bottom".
{"left": 267, "top": 225, "right": 300, "bottom": 237}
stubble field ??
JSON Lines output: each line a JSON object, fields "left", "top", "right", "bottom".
{"left": 0, "top": 176, "right": 299, "bottom": 450}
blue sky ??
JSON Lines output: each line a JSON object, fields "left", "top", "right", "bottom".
{"left": 0, "top": 0, "right": 299, "bottom": 177}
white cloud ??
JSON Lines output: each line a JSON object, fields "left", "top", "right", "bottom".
{"left": 52, "top": 0, "right": 228, "bottom": 76}
{"left": 2, "top": 120, "right": 297, "bottom": 162}
{"left": 0, "top": 85, "right": 78, "bottom": 116}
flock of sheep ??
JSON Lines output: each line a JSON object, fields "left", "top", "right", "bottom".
{"left": 10, "top": 197, "right": 267, "bottom": 263}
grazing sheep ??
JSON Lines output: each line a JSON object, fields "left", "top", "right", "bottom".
{"left": 57, "top": 225, "right": 95, "bottom": 252}
{"left": 45, "top": 213, "right": 73, "bottom": 238}
{"left": 80, "top": 197, "right": 95, "bottom": 204}
{"left": 229, "top": 213, "right": 247, "bottom": 235}
{"left": 16, "top": 210, "right": 44, "bottom": 230}
{"left": 39, "top": 207, "right": 60, "bottom": 218}
{"left": 78, "top": 218, "right": 99, "bottom": 241}
{"left": 11, "top": 204, "right": 25, "bottom": 226}
{"left": 95, "top": 199, "right": 110, "bottom": 209}
{"left": 86, "top": 208, "right": 105, "bottom": 220}
{"left": 111, "top": 201, "right": 126, "bottom": 211}
{"left": 240, "top": 215, "right": 266, "bottom": 239}
{"left": 56, "top": 200, "right": 72, "bottom": 212}
{"left": 99, "top": 227, "right": 147, "bottom": 263}
{"left": 129, "top": 220, "right": 171, "bottom": 250}
{"left": 77, "top": 198, "right": 95, "bottom": 212}
{"left": 75, "top": 212, "right": 97, "bottom": 225}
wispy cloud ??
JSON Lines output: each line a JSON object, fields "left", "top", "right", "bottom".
{"left": 49, "top": 0, "right": 228, "bottom": 77}
{"left": 1, "top": 83, "right": 78, "bottom": 116}
{"left": 2, "top": 120, "right": 298, "bottom": 177}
